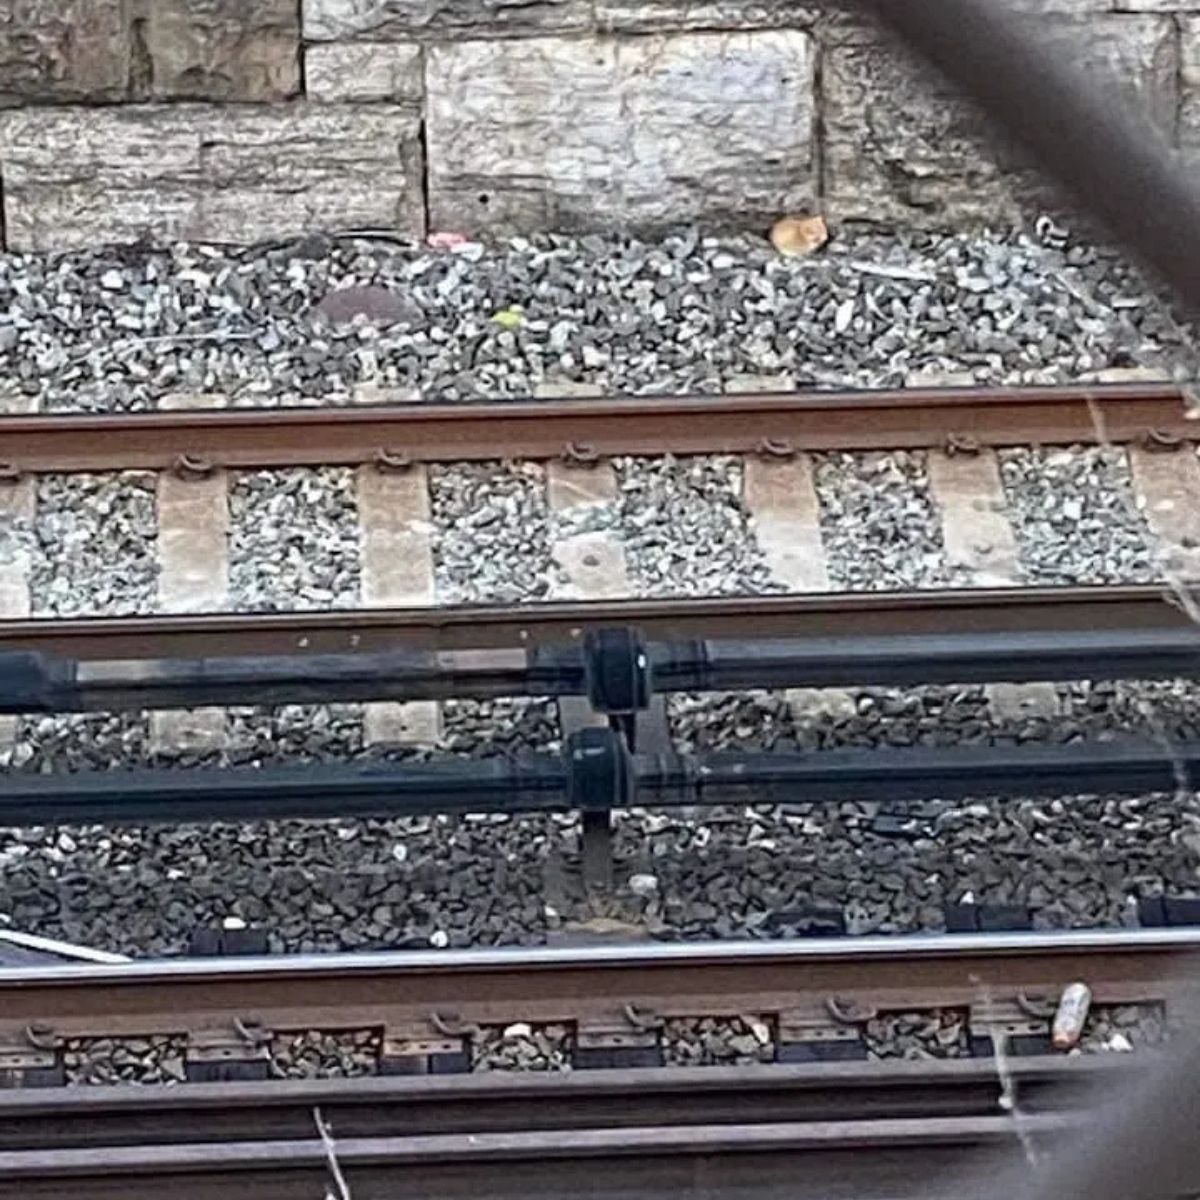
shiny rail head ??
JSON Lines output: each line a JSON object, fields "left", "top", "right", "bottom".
{"left": 3, "top": 927, "right": 1200, "bottom": 984}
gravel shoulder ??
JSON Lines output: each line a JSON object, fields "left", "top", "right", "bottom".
{"left": 1, "top": 225, "right": 1195, "bottom": 412}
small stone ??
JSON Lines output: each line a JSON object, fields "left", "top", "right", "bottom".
{"left": 628, "top": 873, "right": 659, "bottom": 897}
{"left": 99, "top": 269, "right": 124, "bottom": 291}
{"left": 311, "top": 285, "right": 417, "bottom": 329}
{"left": 770, "top": 214, "right": 828, "bottom": 258}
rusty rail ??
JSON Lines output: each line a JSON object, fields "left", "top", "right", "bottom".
{"left": 0, "top": 1057, "right": 1121, "bottom": 1150}
{"left": 0, "top": 585, "right": 1187, "bottom": 660}
{"left": 0, "top": 929, "right": 1191, "bottom": 1042}
{"left": 0, "top": 932, "right": 1188, "bottom": 1196}
{"left": 0, "top": 384, "right": 1192, "bottom": 474}
{"left": 0, "top": 1113, "right": 1078, "bottom": 1200}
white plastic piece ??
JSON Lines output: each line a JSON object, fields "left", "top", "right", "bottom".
{"left": 1052, "top": 981, "right": 1093, "bottom": 1050}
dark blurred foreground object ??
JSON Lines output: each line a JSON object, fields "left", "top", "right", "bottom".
{"left": 850, "top": 0, "right": 1200, "bottom": 312}
{"left": 845, "top": 5, "right": 1200, "bottom": 1197}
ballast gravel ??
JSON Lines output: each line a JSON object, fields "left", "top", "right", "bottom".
{"left": 228, "top": 467, "right": 359, "bottom": 611}
{"left": 0, "top": 225, "right": 1195, "bottom": 413}
{"left": 616, "top": 455, "right": 777, "bottom": 597}
{"left": 430, "top": 462, "right": 553, "bottom": 604}
{"left": 814, "top": 451, "right": 949, "bottom": 590}
{"left": 29, "top": 474, "right": 157, "bottom": 617}
{"left": 998, "top": 447, "right": 1157, "bottom": 585}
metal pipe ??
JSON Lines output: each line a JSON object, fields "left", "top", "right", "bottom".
{"left": 6, "top": 623, "right": 1200, "bottom": 713}
{"left": 0, "top": 737, "right": 1194, "bottom": 827}
{"left": 850, "top": 0, "right": 1200, "bottom": 311}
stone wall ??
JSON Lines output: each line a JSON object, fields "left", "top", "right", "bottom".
{"left": 0, "top": 1, "right": 1196, "bottom": 249}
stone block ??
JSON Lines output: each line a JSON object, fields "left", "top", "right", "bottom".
{"left": 306, "top": 42, "right": 423, "bottom": 102}
{"left": 0, "top": 104, "right": 424, "bottom": 250}
{"left": 427, "top": 30, "right": 815, "bottom": 234}
{"left": 1179, "top": 16, "right": 1200, "bottom": 162}
{"left": 303, "top": 0, "right": 592, "bottom": 41}
{"left": 595, "top": 1, "right": 817, "bottom": 34}
{"left": 0, "top": 0, "right": 128, "bottom": 104}
{"left": 823, "top": 15, "right": 1178, "bottom": 227}
{"left": 135, "top": 0, "right": 301, "bottom": 101}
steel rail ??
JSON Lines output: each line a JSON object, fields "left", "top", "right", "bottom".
{"left": 2, "top": 734, "right": 1198, "bottom": 827}
{"left": 0, "top": 384, "right": 1191, "bottom": 473}
{"left": 0, "top": 585, "right": 1186, "bottom": 660}
{"left": 0, "top": 1114, "right": 1079, "bottom": 1200}
{"left": 0, "top": 928, "right": 1193, "bottom": 1037}
{"left": 8, "top": 621, "right": 1200, "bottom": 713}
{"left": 0, "top": 1057, "right": 1122, "bottom": 1150}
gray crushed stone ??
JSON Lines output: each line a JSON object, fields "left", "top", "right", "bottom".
{"left": 228, "top": 467, "right": 359, "bottom": 610}
{"left": 3, "top": 712, "right": 151, "bottom": 772}
{"left": 605, "top": 787, "right": 1200, "bottom": 938}
{"left": 28, "top": 474, "right": 157, "bottom": 617}
{"left": 63, "top": 1035, "right": 187, "bottom": 1086}
{"left": 1077, "top": 1004, "right": 1169, "bottom": 1054}
{"left": 864, "top": 1010, "right": 970, "bottom": 1060}
{"left": 225, "top": 704, "right": 364, "bottom": 766}
{"left": 0, "top": 814, "right": 560, "bottom": 955}
{"left": 430, "top": 462, "right": 553, "bottom": 603}
{"left": 999, "top": 447, "right": 1157, "bottom": 584}
{"left": 269, "top": 1029, "right": 380, "bottom": 1078}
{"left": 471, "top": 1023, "right": 572, "bottom": 1072}
{"left": 2, "top": 698, "right": 560, "bottom": 773}
{"left": 669, "top": 679, "right": 1200, "bottom": 754}
{"left": 661, "top": 1016, "right": 773, "bottom": 1066}
{"left": 814, "top": 452, "right": 949, "bottom": 590}
{"left": 1, "top": 228, "right": 1195, "bottom": 413}
{"left": 616, "top": 455, "right": 777, "bottom": 597}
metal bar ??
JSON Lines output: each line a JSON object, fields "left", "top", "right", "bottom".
{"left": 0, "top": 931, "right": 129, "bottom": 966}
{"left": 854, "top": 0, "right": 1200, "bottom": 311}
{"left": 0, "top": 737, "right": 1194, "bottom": 827}
{"left": 0, "top": 384, "right": 1189, "bottom": 474}
{"left": 64, "top": 648, "right": 563, "bottom": 711}
{"left": 664, "top": 740, "right": 1197, "bottom": 806}
{"left": 0, "top": 1115, "right": 1073, "bottom": 1168}
{"left": 10, "top": 624, "right": 1200, "bottom": 712}
{"left": 0, "top": 754, "right": 568, "bottom": 826}
{"left": 655, "top": 627, "right": 1200, "bottom": 691}
{"left": 0, "top": 1057, "right": 1125, "bottom": 1149}
{"left": 0, "top": 928, "right": 1192, "bottom": 1037}
{"left": 0, "top": 1116, "right": 1078, "bottom": 1200}
{"left": 0, "top": 586, "right": 1186, "bottom": 661}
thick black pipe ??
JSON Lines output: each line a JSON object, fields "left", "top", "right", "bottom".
{"left": 8, "top": 624, "right": 1200, "bottom": 713}
{"left": 850, "top": 0, "right": 1200, "bottom": 312}
{"left": 0, "top": 738, "right": 1194, "bottom": 827}
{"left": 0, "top": 756, "right": 570, "bottom": 827}
{"left": 657, "top": 740, "right": 1197, "bottom": 806}
{"left": 659, "top": 629, "right": 1200, "bottom": 692}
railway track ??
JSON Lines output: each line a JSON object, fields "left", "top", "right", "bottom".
{"left": 1, "top": 379, "right": 1198, "bottom": 882}
{"left": 0, "top": 929, "right": 1191, "bottom": 1197}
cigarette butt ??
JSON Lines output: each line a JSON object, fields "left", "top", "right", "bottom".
{"left": 1052, "top": 982, "right": 1093, "bottom": 1050}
